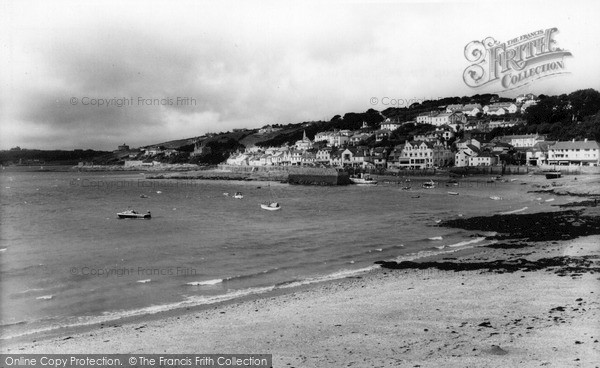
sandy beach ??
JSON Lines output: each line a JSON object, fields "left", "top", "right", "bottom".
{"left": 2, "top": 174, "right": 600, "bottom": 367}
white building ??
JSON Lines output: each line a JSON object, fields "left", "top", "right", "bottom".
{"left": 468, "top": 152, "right": 497, "bottom": 166}
{"left": 484, "top": 102, "right": 518, "bottom": 114}
{"left": 396, "top": 140, "right": 452, "bottom": 169}
{"left": 547, "top": 139, "right": 600, "bottom": 166}
{"left": 381, "top": 119, "right": 402, "bottom": 131}
{"left": 498, "top": 134, "right": 544, "bottom": 148}
{"left": 455, "top": 144, "right": 481, "bottom": 167}
{"left": 316, "top": 148, "right": 332, "bottom": 164}
{"left": 295, "top": 130, "right": 313, "bottom": 150}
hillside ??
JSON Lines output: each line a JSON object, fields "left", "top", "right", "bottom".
{"left": 3, "top": 89, "right": 598, "bottom": 166}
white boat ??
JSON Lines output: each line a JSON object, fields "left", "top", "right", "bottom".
{"left": 260, "top": 174, "right": 281, "bottom": 210}
{"left": 422, "top": 180, "right": 435, "bottom": 189}
{"left": 260, "top": 202, "right": 281, "bottom": 211}
{"left": 233, "top": 192, "right": 244, "bottom": 199}
{"left": 117, "top": 210, "right": 151, "bottom": 219}
{"left": 489, "top": 196, "right": 502, "bottom": 200}
{"left": 350, "top": 173, "right": 378, "bottom": 186}
{"left": 447, "top": 191, "right": 459, "bottom": 195}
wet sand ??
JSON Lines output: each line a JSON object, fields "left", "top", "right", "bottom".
{"left": 2, "top": 174, "right": 600, "bottom": 367}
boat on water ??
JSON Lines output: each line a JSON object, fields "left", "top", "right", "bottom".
{"left": 489, "top": 196, "right": 502, "bottom": 200}
{"left": 544, "top": 170, "right": 562, "bottom": 179}
{"left": 422, "top": 180, "right": 436, "bottom": 189}
{"left": 260, "top": 202, "right": 281, "bottom": 211}
{"left": 233, "top": 192, "right": 244, "bottom": 199}
{"left": 349, "top": 173, "right": 378, "bottom": 186}
{"left": 447, "top": 191, "right": 459, "bottom": 195}
{"left": 117, "top": 210, "right": 151, "bottom": 219}
{"left": 260, "top": 174, "right": 281, "bottom": 210}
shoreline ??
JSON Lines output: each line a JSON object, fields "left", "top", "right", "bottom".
{"left": 3, "top": 235, "right": 599, "bottom": 366}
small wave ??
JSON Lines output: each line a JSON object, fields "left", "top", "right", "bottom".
{"left": 434, "top": 245, "right": 445, "bottom": 250}
{"left": 445, "top": 237, "right": 487, "bottom": 248}
{"left": 276, "top": 266, "right": 378, "bottom": 290}
{"left": 1, "top": 286, "right": 276, "bottom": 340}
{"left": 186, "top": 279, "right": 223, "bottom": 286}
{"left": 36, "top": 295, "right": 53, "bottom": 300}
{"left": 0, "top": 248, "right": 7, "bottom": 253}
{"left": 0, "top": 320, "right": 28, "bottom": 328}
{"left": 545, "top": 198, "right": 555, "bottom": 202}
{"left": 390, "top": 240, "right": 498, "bottom": 263}
{"left": 500, "top": 207, "right": 528, "bottom": 215}
{"left": 428, "top": 236, "right": 443, "bottom": 240}
{"left": 221, "top": 267, "right": 281, "bottom": 283}
{"left": 137, "top": 279, "right": 151, "bottom": 284}
{"left": 16, "top": 288, "right": 45, "bottom": 294}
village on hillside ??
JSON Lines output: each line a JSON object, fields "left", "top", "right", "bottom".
{"left": 117, "top": 93, "right": 599, "bottom": 171}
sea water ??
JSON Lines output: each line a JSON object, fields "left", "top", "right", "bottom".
{"left": 0, "top": 170, "right": 543, "bottom": 339}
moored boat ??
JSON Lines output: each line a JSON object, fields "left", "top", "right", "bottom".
{"left": 260, "top": 202, "right": 281, "bottom": 211}
{"left": 260, "top": 172, "right": 281, "bottom": 210}
{"left": 233, "top": 192, "right": 244, "bottom": 199}
{"left": 544, "top": 170, "right": 562, "bottom": 179}
{"left": 117, "top": 210, "right": 151, "bottom": 219}
{"left": 422, "top": 180, "right": 435, "bottom": 189}
{"left": 350, "top": 173, "right": 378, "bottom": 186}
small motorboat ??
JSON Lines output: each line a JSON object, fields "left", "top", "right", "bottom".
{"left": 422, "top": 180, "right": 435, "bottom": 189}
{"left": 447, "top": 191, "right": 459, "bottom": 195}
{"left": 349, "top": 173, "right": 378, "bottom": 186}
{"left": 260, "top": 202, "right": 281, "bottom": 211}
{"left": 233, "top": 192, "right": 244, "bottom": 199}
{"left": 117, "top": 210, "right": 151, "bottom": 219}
{"left": 489, "top": 196, "right": 502, "bottom": 200}
{"left": 140, "top": 194, "right": 149, "bottom": 198}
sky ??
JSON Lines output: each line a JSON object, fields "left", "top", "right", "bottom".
{"left": 1, "top": 0, "right": 599, "bottom": 150}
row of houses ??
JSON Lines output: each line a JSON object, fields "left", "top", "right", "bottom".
{"left": 463, "top": 118, "right": 526, "bottom": 132}
{"left": 445, "top": 94, "right": 538, "bottom": 116}
{"left": 226, "top": 140, "right": 455, "bottom": 170}
{"left": 531, "top": 139, "right": 600, "bottom": 166}
{"left": 453, "top": 135, "right": 600, "bottom": 167}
